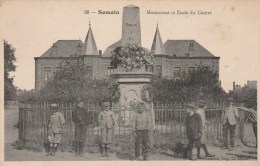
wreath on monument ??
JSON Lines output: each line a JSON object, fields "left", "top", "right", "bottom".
{"left": 110, "top": 43, "right": 154, "bottom": 71}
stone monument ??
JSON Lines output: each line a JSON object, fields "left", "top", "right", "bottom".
{"left": 111, "top": 5, "right": 154, "bottom": 128}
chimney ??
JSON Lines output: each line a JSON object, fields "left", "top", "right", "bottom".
{"left": 99, "top": 50, "right": 102, "bottom": 56}
{"left": 233, "top": 82, "right": 235, "bottom": 91}
{"left": 77, "top": 43, "right": 82, "bottom": 55}
{"left": 189, "top": 42, "right": 194, "bottom": 51}
{"left": 51, "top": 43, "right": 57, "bottom": 56}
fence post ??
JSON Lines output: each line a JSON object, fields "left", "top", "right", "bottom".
{"left": 179, "top": 102, "right": 182, "bottom": 141}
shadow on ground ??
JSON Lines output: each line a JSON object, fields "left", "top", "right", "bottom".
{"left": 116, "top": 152, "right": 135, "bottom": 160}
{"left": 226, "top": 152, "right": 257, "bottom": 160}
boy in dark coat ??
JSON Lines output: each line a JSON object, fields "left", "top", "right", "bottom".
{"left": 184, "top": 102, "right": 202, "bottom": 160}
{"left": 72, "top": 98, "right": 91, "bottom": 157}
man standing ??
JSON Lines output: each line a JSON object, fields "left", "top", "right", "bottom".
{"left": 222, "top": 99, "right": 239, "bottom": 151}
{"left": 250, "top": 108, "right": 257, "bottom": 147}
{"left": 132, "top": 102, "right": 150, "bottom": 160}
{"left": 196, "top": 101, "right": 215, "bottom": 158}
{"left": 72, "top": 98, "right": 90, "bottom": 157}
{"left": 98, "top": 102, "right": 115, "bottom": 157}
{"left": 185, "top": 102, "right": 202, "bottom": 160}
{"left": 47, "top": 103, "right": 65, "bottom": 156}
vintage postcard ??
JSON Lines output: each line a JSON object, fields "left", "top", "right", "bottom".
{"left": 1, "top": 0, "right": 259, "bottom": 166}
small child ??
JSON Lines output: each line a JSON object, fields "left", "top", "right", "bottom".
{"left": 132, "top": 102, "right": 150, "bottom": 160}
{"left": 47, "top": 103, "right": 65, "bottom": 156}
{"left": 98, "top": 102, "right": 115, "bottom": 157}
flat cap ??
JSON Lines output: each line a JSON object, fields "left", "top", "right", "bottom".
{"left": 50, "top": 103, "right": 58, "bottom": 108}
{"left": 103, "top": 102, "right": 110, "bottom": 107}
{"left": 187, "top": 102, "right": 196, "bottom": 108}
{"left": 76, "top": 98, "right": 84, "bottom": 102}
{"left": 227, "top": 98, "right": 234, "bottom": 102}
{"left": 199, "top": 100, "right": 207, "bottom": 106}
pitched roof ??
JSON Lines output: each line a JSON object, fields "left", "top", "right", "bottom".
{"left": 164, "top": 40, "right": 215, "bottom": 57}
{"left": 83, "top": 24, "right": 99, "bottom": 55}
{"left": 151, "top": 25, "right": 166, "bottom": 55}
{"left": 40, "top": 40, "right": 83, "bottom": 57}
{"left": 103, "top": 40, "right": 121, "bottom": 57}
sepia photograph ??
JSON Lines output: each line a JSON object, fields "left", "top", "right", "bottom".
{"left": 1, "top": 0, "right": 259, "bottom": 165}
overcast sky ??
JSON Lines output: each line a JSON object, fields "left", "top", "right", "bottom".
{"left": 1, "top": 0, "right": 259, "bottom": 92}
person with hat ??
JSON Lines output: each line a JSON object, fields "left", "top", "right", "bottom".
{"left": 98, "top": 101, "right": 115, "bottom": 157}
{"left": 132, "top": 102, "right": 150, "bottom": 161}
{"left": 72, "top": 98, "right": 91, "bottom": 157}
{"left": 221, "top": 99, "right": 239, "bottom": 151}
{"left": 46, "top": 103, "right": 65, "bottom": 156}
{"left": 184, "top": 102, "right": 202, "bottom": 160}
{"left": 195, "top": 100, "right": 214, "bottom": 158}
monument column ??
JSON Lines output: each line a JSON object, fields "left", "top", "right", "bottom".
{"left": 121, "top": 4, "right": 141, "bottom": 45}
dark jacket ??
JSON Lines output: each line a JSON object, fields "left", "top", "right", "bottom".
{"left": 186, "top": 112, "right": 202, "bottom": 140}
{"left": 72, "top": 106, "right": 92, "bottom": 126}
{"left": 132, "top": 111, "right": 150, "bottom": 131}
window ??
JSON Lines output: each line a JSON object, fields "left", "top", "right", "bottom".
{"left": 173, "top": 67, "right": 181, "bottom": 79}
{"left": 145, "top": 65, "right": 154, "bottom": 72}
{"left": 182, "top": 71, "right": 187, "bottom": 79}
{"left": 44, "top": 67, "right": 51, "bottom": 82}
{"left": 107, "top": 66, "right": 114, "bottom": 75}
{"left": 188, "top": 67, "right": 195, "bottom": 75}
{"left": 155, "top": 65, "right": 162, "bottom": 78}
{"left": 53, "top": 67, "right": 60, "bottom": 76}
{"left": 203, "top": 66, "right": 210, "bottom": 70}
{"left": 86, "top": 66, "right": 93, "bottom": 79}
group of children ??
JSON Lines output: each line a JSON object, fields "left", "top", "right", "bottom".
{"left": 47, "top": 99, "right": 227, "bottom": 160}
{"left": 46, "top": 100, "right": 150, "bottom": 160}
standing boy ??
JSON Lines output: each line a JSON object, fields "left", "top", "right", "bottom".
{"left": 222, "top": 99, "right": 239, "bottom": 151}
{"left": 98, "top": 102, "right": 115, "bottom": 157}
{"left": 185, "top": 102, "right": 202, "bottom": 160}
{"left": 132, "top": 102, "right": 150, "bottom": 160}
{"left": 195, "top": 101, "right": 214, "bottom": 158}
{"left": 72, "top": 98, "right": 90, "bottom": 157}
{"left": 47, "top": 103, "right": 65, "bottom": 156}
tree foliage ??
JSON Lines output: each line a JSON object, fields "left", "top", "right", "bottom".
{"left": 37, "top": 59, "right": 120, "bottom": 103}
{"left": 142, "top": 67, "right": 226, "bottom": 103}
{"left": 17, "top": 89, "right": 36, "bottom": 103}
{"left": 4, "top": 40, "right": 17, "bottom": 101}
{"left": 229, "top": 85, "right": 257, "bottom": 109}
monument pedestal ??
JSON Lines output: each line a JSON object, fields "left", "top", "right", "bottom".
{"left": 111, "top": 69, "right": 153, "bottom": 127}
